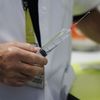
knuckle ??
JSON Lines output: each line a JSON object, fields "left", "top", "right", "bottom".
{"left": 43, "top": 58, "right": 48, "bottom": 65}
{"left": 35, "top": 67, "right": 44, "bottom": 76}
{"left": 3, "top": 75, "right": 26, "bottom": 86}
{"left": 33, "top": 54, "right": 48, "bottom": 65}
{"left": 9, "top": 42, "right": 17, "bottom": 46}
{"left": 7, "top": 47, "right": 18, "bottom": 55}
{"left": 40, "top": 57, "right": 48, "bottom": 65}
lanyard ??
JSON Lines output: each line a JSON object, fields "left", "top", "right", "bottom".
{"left": 22, "top": 0, "right": 41, "bottom": 47}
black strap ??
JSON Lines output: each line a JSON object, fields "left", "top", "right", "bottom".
{"left": 22, "top": 0, "right": 41, "bottom": 47}
{"left": 67, "top": 93, "right": 80, "bottom": 100}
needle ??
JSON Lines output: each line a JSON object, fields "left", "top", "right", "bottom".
{"left": 39, "top": 11, "right": 91, "bottom": 57}
{"left": 75, "top": 11, "right": 91, "bottom": 25}
{"left": 27, "top": 11, "right": 91, "bottom": 88}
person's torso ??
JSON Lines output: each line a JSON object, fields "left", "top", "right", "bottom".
{"left": 0, "top": 0, "right": 74, "bottom": 100}
{"left": 0, "top": 0, "right": 25, "bottom": 42}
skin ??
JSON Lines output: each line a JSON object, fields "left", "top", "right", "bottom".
{"left": 76, "top": 7, "right": 100, "bottom": 44}
{"left": 0, "top": 42, "right": 47, "bottom": 86}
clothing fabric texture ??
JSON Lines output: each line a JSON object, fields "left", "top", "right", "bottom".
{"left": 0, "top": 0, "right": 99, "bottom": 100}
{"left": 0, "top": 0, "right": 74, "bottom": 100}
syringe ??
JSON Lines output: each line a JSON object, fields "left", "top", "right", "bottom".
{"left": 27, "top": 28, "right": 71, "bottom": 88}
{"left": 40, "top": 11, "right": 91, "bottom": 56}
{"left": 27, "top": 11, "right": 91, "bottom": 88}
{"left": 40, "top": 28, "right": 71, "bottom": 57}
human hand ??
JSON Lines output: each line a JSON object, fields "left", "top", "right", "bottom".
{"left": 0, "top": 42, "right": 47, "bottom": 86}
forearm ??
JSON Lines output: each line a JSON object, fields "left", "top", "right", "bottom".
{"left": 76, "top": 7, "right": 100, "bottom": 43}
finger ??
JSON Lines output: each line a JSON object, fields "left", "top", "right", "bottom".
{"left": 3, "top": 78, "right": 26, "bottom": 87}
{"left": 3, "top": 72, "right": 32, "bottom": 86}
{"left": 5, "top": 71, "right": 33, "bottom": 80}
{"left": 10, "top": 42, "right": 39, "bottom": 52}
{"left": 17, "top": 63, "right": 44, "bottom": 78}
{"left": 8, "top": 46, "right": 47, "bottom": 66}
{"left": 17, "top": 48, "right": 47, "bottom": 66}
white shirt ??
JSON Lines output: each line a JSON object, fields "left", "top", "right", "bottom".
{"left": 0, "top": 0, "right": 75, "bottom": 100}
{"left": 0, "top": 0, "right": 25, "bottom": 42}
{"left": 2, "top": 0, "right": 98, "bottom": 100}
{"left": 1, "top": 0, "right": 100, "bottom": 100}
